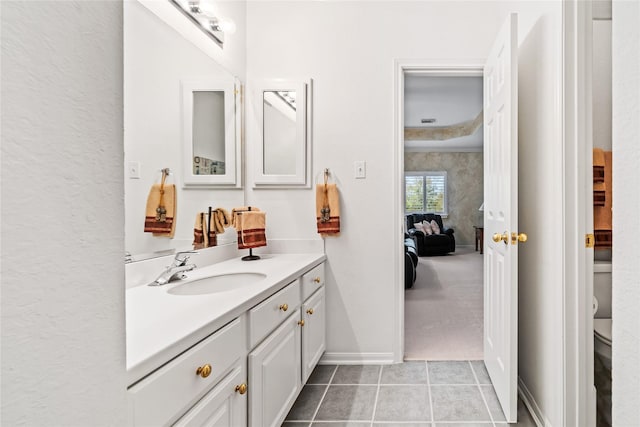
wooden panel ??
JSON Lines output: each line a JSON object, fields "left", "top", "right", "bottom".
{"left": 249, "top": 280, "right": 301, "bottom": 348}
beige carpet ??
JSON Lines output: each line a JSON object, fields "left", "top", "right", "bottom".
{"left": 404, "top": 246, "right": 484, "bottom": 360}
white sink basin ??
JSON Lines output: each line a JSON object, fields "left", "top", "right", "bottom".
{"left": 167, "top": 272, "right": 267, "bottom": 296}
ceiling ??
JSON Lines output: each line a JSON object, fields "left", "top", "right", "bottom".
{"left": 404, "top": 75, "right": 483, "bottom": 152}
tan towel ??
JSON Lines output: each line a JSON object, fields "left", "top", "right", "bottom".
{"left": 236, "top": 211, "right": 267, "bottom": 249}
{"left": 212, "top": 208, "right": 231, "bottom": 234}
{"left": 594, "top": 151, "right": 612, "bottom": 248}
{"left": 144, "top": 183, "right": 176, "bottom": 237}
{"left": 316, "top": 183, "right": 340, "bottom": 236}
{"left": 593, "top": 148, "right": 605, "bottom": 183}
{"left": 193, "top": 212, "right": 217, "bottom": 249}
{"left": 593, "top": 181, "right": 606, "bottom": 206}
{"left": 231, "top": 206, "right": 261, "bottom": 228}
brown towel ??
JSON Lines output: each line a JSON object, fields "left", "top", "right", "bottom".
{"left": 231, "top": 206, "right": 261, "bottom": 228}
{"left": 144, "top": 183, "right": 176, "bottom": 237}
{"left": 593, "top": 181, "right": 606, "bottom": 206}
{"left": 193, "top": 212, "right": 217, "bottom": 249}
{"left": 594, "top": 151, "right": 612, "bottom": 248}
{"left": 236, "top": 211, "right": 267, "bottom": 249}
{"left": 593, "top": 148, "right": 605, "bottom": 183}
{"left": 316, "top": 183, "right": 340, "bottom": 236}
{"left": 212, "top": 208, "right": 231, "bottom": 234}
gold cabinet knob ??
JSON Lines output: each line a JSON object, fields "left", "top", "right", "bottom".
{"left": 492, "top": 232, "right": 508, "bottom": 244}
{"left": 306, "top": 308, "right": 314, "bottom": 315}
{"left": 298, "top": 320, "right": 305, "bottom": 327}
{"left": 313, "top": 277, "right": 321, "bottom": 283}
{"left": 235, "top": 383, "right": 247, "bottom": 395}
{"left": 196, "top": 364, "right": 212, "bottom": 378}
{"left": 279, "top": 303, "right": 288, "bottom": 312}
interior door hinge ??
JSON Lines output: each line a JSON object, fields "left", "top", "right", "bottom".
{"left": 585, "top": 233, "right": 595, "bottom": 248}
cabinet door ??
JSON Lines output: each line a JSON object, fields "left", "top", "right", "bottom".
{"left": 301, "top": 287, "right": 326, "bottom": 383}
{"left": 173, "top": 364, "right": 247, "bottom": 427}
{"left": 248, "top": 310, "right": 302, "bottom": 427}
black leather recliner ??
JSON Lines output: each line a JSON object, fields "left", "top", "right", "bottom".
{"left": 406, "top": 213, "right": 455, "bottom": 256}
{"left": 405, "top": 234, "right": 418, "bottom": 288}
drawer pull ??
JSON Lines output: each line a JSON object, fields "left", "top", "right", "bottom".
{"left": 196, "top": 364, "right": 212, "bottom": 378}
{"left": 306, "top": 308, "right": 314, "bottom": 315}
{"left": 298, "top": 320, "right": 305, "bottom": 327}
{"left": 235, "top": 383, "right": 247, "bottom": 395}
{"left": 313, "top": 277, "right": 321, "bottom": 283}
{"left": 279, "top": 303, "right": 289, "bottom": 312}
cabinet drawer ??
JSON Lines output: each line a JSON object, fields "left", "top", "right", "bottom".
{"left": 301, "top": 263, "right": 324, "bottom": 301}
{"left": 249, "top": 279, "right": 301, "bottom": 348}
{"left": 129, "top": 317, "right": 246, "bottom": 426}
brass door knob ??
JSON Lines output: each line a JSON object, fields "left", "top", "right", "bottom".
{"left": 298, "top": 320, "right": 305, "bottom": 327}
{"left": 313, "top": 277, "right": 321, "bottom": 283}
{"left": 279, "top": 303, "right": 288, "bottom": 312}
{"left": 196, "top": 364, "right": 212, "bottom": 378}
{"left": 510, "top": 232, "right": 528, "bottom": 244}
{"left": 306, "top": 308, "right": 314, "bottom": 315}
{"left": 235, "top": 383, "right": 247, "bottom": 395}
{"left": 492, "top": 232, "right": 508, "bottom": 244}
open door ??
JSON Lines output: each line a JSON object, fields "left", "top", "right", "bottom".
{"left": 483, "top": 13, "right": 523, "bottom": 423}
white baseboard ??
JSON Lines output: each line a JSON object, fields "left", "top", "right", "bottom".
{"left": 319, "top": 352, "right": 395, "bottom": 365}
{"left": 518, "top": 377, "right": 552, "bottom": 427}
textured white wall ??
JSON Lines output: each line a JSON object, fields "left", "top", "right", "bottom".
{"left": 124, "top": 1, "right": 245, "bottom": 256}
{"left": 1, "top": 1, "right": 127, "bottom": 424}
{"left": 246, "top": 9, "right": 564, "bottom": 423}
{"left": 612, "top": 0, "right": 640, "bottom": 425}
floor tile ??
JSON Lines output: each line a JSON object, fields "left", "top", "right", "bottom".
{"left": 312, "top": 423, "right": 371, "bottom": 427}
{"left": 433, "top": 423, "right": 492, "bottom": 427}
{"left": 285, "top": 385, "right": 327, "bottom": 421}
{"left": 314, "top": 385, "right": 378, "bottom": 421}
{"left": 308, "top": 365, "right": 337, "bottom": 384}
{"left": 428, "top": 361, "right": 476, "bottom": 385}
{"left": 380, "top": 361, "right": 428, "bottom": 384}
{"left": 480, "top": 385, "right": 506, "bottom": 421}
{"left": 470, "top": 361, "right": 491, "bottom": 384}
{"left": 332, "top": 365, "right": 381, "bottom": 385}
{"left": 374, "top": 385, "right": 431, "bottom": 422}
{"left": 374, "top": 423, "right": 432, "bottom": 427}
{"left": 430, "top": 385, "right": 491, "bottom": 422}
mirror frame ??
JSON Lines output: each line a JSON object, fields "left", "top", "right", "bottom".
{"left": 181, "top": 77, "right": 241, "bottom": 188}
{"left": 254, "top": 79, "right": 311, "bottom": 188}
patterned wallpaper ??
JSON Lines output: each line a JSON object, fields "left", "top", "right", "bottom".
{"left": 405, "top": 152, "right": 483, "bottom": 246}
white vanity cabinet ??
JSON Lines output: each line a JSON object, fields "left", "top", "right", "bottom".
{"left": 127, "top": 258, "right": 326, "bottom": 427}
{"left": 248, "top": 263, "right": 326, "bottom": 427}
{"left": 128, "top": 317, "right": 247, "bottom": 426}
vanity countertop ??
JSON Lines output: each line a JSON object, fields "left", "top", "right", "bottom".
{"left": 126, "top": 253, "right": 326, "bottom": 386}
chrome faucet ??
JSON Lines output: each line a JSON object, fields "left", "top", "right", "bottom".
{"left": 148, "top": 251, "right": 198, "bottom": 286}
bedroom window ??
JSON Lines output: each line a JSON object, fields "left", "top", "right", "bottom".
{"left": 405, "top": 171, "right": 448, "bottom": 215}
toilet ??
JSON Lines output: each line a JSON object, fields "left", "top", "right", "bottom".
{"left": 593, "top": 261, "right": 612, "bottom": 427}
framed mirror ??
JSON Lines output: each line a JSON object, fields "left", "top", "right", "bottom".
{"left": 254, "top": 80, "right": 311, "bottom": 187}
{"left": 182, "top": 78, "right": 241, "bottom": 187}
{"left": 124, "top": 0, "right": 244, "bottom": 260}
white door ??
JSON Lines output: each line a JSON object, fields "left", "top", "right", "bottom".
{"left": 483, "top": 12, "right": 521, "bottom": 423}
{"left": 248, "top": 310, "right": 302, "bottom": 427}
{"left": 301, "top": 287, "right": 326, "bottom": 383}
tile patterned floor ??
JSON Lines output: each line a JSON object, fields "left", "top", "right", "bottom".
{"left": 282, "top": 361, "right": 537, "bottom": 427}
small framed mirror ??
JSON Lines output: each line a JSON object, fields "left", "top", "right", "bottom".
{"left": 254, "top": 80, "right": 311, "bottom": 187}
{"left": 181, "top": 77, "right": 241, "bottom": 187}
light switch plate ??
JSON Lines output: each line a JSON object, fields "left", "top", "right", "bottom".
{"left": 354, "top": 161, "right": 366, "bottom": 179}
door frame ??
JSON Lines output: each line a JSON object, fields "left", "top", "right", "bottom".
{"left": 393, "top": 59, "right": 485, "bottom": 363}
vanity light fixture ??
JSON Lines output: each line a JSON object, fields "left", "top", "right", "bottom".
{"left": 170, "top": 0, "right": 236, "bottom": 46}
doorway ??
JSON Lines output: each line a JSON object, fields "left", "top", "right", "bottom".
{"left": 402, "top": 74, "right": 485, "bottom": 361}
